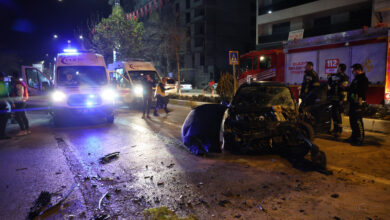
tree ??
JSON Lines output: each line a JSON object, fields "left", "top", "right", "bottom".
{"left": 142, "top": 9, "right": 187, "bottom": 94}
{"left": 216, "top": 73, "right": 237, "bottom": 102}
{"left": 89, "top": 5, "right": 144, "bottom": 62}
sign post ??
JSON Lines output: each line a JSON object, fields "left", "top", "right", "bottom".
{"left": 229, "top": 50, "right": 239, "bottom": 92}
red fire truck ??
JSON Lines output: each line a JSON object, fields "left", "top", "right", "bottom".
{"left": 239, "top": 27, "right": 390, "bottom": 104}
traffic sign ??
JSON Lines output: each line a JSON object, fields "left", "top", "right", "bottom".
{"left": 229, "top": 51, "right": 239, "bottom": 65}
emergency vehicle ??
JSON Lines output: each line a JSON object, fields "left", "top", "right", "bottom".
{"left": 107, "top": 60, "right": 161, "bottom": 106}
{"left": 49, "top": 49, "right": 116, "bottom": 124}
{"left": 239, "top": 27, "right": 390, "bottom": 105}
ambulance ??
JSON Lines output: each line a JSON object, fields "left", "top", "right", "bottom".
{"left": 50, "top": 49, "right": 116, "bottom": 124}
{"left": 107, "top": 60, "right": 161, "bottom": 106}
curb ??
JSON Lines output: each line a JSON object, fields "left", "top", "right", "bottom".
{"left": 169, "top": 99, "right": 215, "bottom": 109}
{"left": 170, "top": 99, "right": 390, "bottom": 134}
{"left": 342, "top": 116, "right": 390, "bottom": 134}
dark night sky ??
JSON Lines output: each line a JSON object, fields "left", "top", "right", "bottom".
{"left": 0, "top": 0, "right": 112, "bottom": 64}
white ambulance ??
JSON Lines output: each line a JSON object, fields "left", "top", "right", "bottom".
{"left": 107, "top": 60, "right": 161, "bottom": 106}
{"left": 50, "top": 49, "right": 116, "bottom": 124}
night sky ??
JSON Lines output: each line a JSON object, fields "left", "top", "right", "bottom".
{"left": 0, "top": 0, "right": 112, "bottom": 64}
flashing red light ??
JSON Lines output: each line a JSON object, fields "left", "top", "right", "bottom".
{"left": 385, "top": 93, "right": 390, "bottom": 100}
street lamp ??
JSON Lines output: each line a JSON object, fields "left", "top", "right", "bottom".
{"left": 53, "top": 34, "right": 58, "bottom": 39}
{"left": 79, "top": 35, "right": 83, "bottom": 40}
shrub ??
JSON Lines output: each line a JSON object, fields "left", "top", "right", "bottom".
{"left": 216, "top": 72, "right": 237, "bottom": 102}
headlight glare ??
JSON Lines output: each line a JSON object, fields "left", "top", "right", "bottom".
{"left": 101, "top": 88, "right": 117, "bottom": 101}
{"left": 134, "top": 85, "right": 143, "bottom": 96}
{"left": 51, "top": 91, "right": 66, "bottom": 102}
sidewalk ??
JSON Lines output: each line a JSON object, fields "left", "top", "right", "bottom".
{"left": 169, "top": 99, "right": 390, "bottom": 134}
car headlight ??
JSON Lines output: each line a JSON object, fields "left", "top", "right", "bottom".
{"left": 134, "top": 85, "right": 143, "bottom": 96}
{"left": 101, "top": 88, "right": 117, "bottom": 101}
{"left": 51, "top": 91, "right": 66, "bottom": 102}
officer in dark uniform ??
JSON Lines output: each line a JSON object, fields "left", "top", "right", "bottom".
{"left": 299, "top": 62, "right": 320, "bottom": 110}
{"left": 347, "top": 63, "right": 368, "bottom": 145}
{"left": 327, "top": 63, "right": 349, "bottom": 137}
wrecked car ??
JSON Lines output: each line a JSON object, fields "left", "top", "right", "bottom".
{"left": 182, "top": 81, "right": 326, "bottom": 168}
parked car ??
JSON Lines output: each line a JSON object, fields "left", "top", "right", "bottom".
{"left": 178, "top": 81, "right": 192, "bottom": 92}
{"left": 165, "top": 77, "right": 177, "bottom": 94}
{"left": 182, "top": 81, "right": 326, "bottom": 169}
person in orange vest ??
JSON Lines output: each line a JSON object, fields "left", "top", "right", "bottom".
{"left": 10, "top": 73, "right": 30, "bottom": 136}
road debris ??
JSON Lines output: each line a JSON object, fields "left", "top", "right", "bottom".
{"left": 28, "top": 183, "right": 78, "bottom": 220}
{"left": 257, "top": 204, "right": 266, "bottom": 212}
{"left": 144, "top": 207, "right": 198, "bottom": 220}
{"left": 331, "top": 193, "right": 339, "bottom": 198}
{"left": 16, "top": 167, "right": 28, "bottom": 171}
{"left": 98, "top": 192, "right": 109, "bottom": 210}
{"left": 94, "top": 214, "right": 110, "bottom": 220}
{"left": 99, "top": 152, "right": 120, "bottom": 164}
{"left": 218, "top": 200, "right": 231, "bottom": 207}
{"left": 27, "top": 191, "right": 51, "bottom": 220}
{"left": 167, "top": 163, "right": 175, "bottom": 168}
{"left": 157, "top": 182, "right": 164, "bottom": 186}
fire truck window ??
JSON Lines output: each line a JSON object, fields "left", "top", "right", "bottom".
{"left": 240, "top": 58, "right": 252, "bottom": 73}
{"left": 259, "top": 56, "right": 272, "bottom": 70}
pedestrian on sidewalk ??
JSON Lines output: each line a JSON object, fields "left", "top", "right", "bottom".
{"left": 0, "top": 72, "right": 12, "bottom": 140}
{"left": 10, "top": 73, "right": 30, "bottom": 136}
{"left": 347, "top": 63, "right": 368, "bottom": 145}
{"left": 142, "top": 73, "right": 154, "bottom": 119}
{"left": 327, "top": 63, "right": 349, "bottom": 138}
{"left": 154, "top": 78, "right": 170, "bottom": 117}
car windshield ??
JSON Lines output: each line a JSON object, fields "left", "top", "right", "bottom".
{"left": 233, "top": 86, "right": 295, "bottom": 109}
{"left": 57, "top": 66, "right": 107, "bottom": 87}
{"left": 128, "top": 71, "right": 159, "bottom": 83}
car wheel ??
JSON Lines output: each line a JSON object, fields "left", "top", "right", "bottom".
{"left": 223, "top": 133, "right": 246, "bottom": 154}
{"left": 298, "top": 121, "right": 314, "bottom": 141}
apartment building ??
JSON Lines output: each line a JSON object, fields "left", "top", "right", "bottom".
{"left": 256, "top": 0, "right": 390, "bottom": 50}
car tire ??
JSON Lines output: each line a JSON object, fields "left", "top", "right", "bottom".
{"left": 298, "top": 121, "right": 314, "bottom": 141}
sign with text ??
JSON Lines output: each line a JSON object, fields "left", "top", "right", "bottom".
{"left": 229, "top": 51, "right": 239, "bottom": 65}
{"left": 325, "top": 58, "right": 339, "bottom": 74}
{"left": 288, "top": 29, "right": 304, "bottom": 41}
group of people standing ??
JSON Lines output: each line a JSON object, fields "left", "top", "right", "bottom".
{"left": 141, "top": 74, "right": 170, "bottom": 119}
{"left": 0, "top": 72, "right": 31, "bottom": 140}
{"left": 299, "top": 62, "right": 368, "bottom": 146}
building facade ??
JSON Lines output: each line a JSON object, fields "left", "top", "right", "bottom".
{"left": 256, "top": 0, "right": 390, "bottom": 50}
{"left": 133, "top": 0, "right": 256, "bottom": 88}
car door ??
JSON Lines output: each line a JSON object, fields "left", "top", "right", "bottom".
{"left": 22, "top": 66, "right": 52, "bottom": 106}
{"left": 305, "top": 84, "right": 332, "bottom": 133}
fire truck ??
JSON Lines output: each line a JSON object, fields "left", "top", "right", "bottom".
{"left": 239, "top": 27, "right": 390, "bottom": 105}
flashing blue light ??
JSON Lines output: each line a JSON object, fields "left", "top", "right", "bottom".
{"left": 89, "top": 94, "right": 95, "bottom": 98}
{"left": 63, "top": 48, "right": 78, "bottom": 53}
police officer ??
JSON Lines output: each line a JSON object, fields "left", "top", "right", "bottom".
{"left": 299, "top": 62, "right": 320, "bottom": 110}
{"left": 347, "top": 63, "right": 368, "bottom": 145}
{"left": 327, "top": 63, "right": 349, "bottom": 137}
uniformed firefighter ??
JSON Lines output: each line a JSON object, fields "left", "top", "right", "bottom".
{"left": 327, "top": 63, "right": 349, "bottom": 137}
{"left": 347, "top": 63, "right": 368, "bottom": 145}
{"left": 299, "top": 62, "right": 320, "bottom": 110}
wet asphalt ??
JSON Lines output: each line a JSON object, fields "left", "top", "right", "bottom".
{"left": 0, "top": 104, "right": 390, "bottom": 220}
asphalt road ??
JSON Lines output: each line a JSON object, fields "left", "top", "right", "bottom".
{"left": 0, "top": 104, "right": 389, "bottom": 220}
